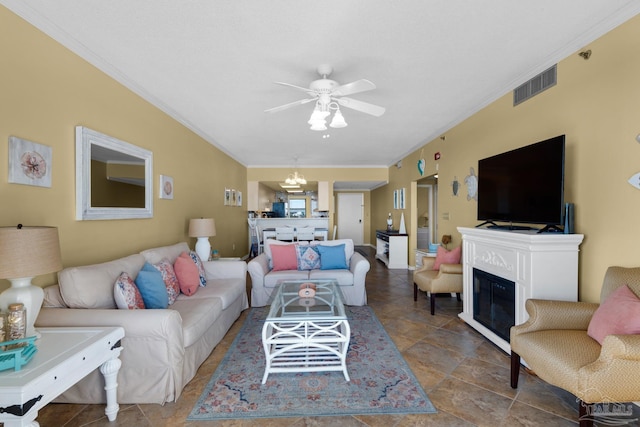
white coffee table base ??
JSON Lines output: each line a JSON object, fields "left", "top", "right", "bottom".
{"left": 262, "top": 319, "right": 350, "bottom": 384}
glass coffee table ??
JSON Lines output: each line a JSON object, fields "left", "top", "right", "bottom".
{"left": 261, "top": 280, "right": 350, "bottom": 384}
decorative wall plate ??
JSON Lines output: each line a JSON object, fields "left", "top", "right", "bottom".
{"left": 417, "top": 158, "right": 425, "bottom": 176}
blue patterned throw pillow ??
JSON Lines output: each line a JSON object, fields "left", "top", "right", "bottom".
{"left": 188, "top": 251, "right": 207, "bottom": 287}
{"left": 296, "top": 245, "right": 321, "bottom": 270}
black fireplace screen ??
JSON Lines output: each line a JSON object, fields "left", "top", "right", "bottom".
{"left": 473, "top": 268, "right": 515, "bottom": 342}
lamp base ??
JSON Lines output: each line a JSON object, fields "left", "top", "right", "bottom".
{"left": 195, "top": 237, "right": 211, "bottom": 262}
{"left": 0, "top": 276, "right": 44, "bottom": 338}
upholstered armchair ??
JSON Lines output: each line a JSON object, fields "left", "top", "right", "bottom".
{"left": 510, "top": 266, "right": 640, "bottom": 427}
{"left": 413, "top": 256, "right": 463, "bottom": 315}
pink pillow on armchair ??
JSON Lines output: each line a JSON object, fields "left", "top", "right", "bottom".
{"left": 588, "top": 284, "right": 640, "bottom": 344}
{"left": 432, "top": 246, "right": 461, "bottom": 270}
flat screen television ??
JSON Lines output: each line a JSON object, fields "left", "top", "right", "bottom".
{"left": 477, "top": 135, "right": 565, "bottom": 229}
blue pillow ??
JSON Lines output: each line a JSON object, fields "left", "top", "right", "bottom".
{"left": 135, "top": 262, "right": 169, "bottom": 308}
{"left": 317, "top": 244, "right": 348, "bottom": 270}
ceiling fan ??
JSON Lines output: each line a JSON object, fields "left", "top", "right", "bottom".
{"left": 265, "top": 64, "right": 385, "bottom": 130}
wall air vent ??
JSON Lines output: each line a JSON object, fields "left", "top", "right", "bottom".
{"left": 513, "top": 64, "right": 557, "bottom": 106}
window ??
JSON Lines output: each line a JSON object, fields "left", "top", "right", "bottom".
{"left": 288, "top": 198, "right": 306, "bottom": 218}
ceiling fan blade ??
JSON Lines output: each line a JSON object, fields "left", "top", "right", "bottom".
{"left": 336, "top": 97, "right": 386, "bottom": 117}
{"left": 332, "top": 79, "right": 376, "bottom": 97}
{"left": 274, "top": 81, "right": 316, "bottom": 95}
{"left": 264, "top": 97, "right": 316, "bottom": 114}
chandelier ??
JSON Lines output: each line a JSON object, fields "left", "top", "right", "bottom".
{"left": 285, "top": 171, "right": 307, "bottom": 185}
{"left": 307, "top": 94, "right": 347, "bottom": 131}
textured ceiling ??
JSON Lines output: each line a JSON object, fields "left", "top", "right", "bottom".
{"left": 3, "top": 1, "right": 640, "bottom": 173}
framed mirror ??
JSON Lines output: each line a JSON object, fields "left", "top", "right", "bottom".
{"left": 76, "top": 126, "right": 153, "bottom": 220}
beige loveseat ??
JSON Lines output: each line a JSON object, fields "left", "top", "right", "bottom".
{"left": 36, "top": 242, "right": 248, "bottom": 405}
{"left": 247, "top": 238, "right": 370, "bottom": 307}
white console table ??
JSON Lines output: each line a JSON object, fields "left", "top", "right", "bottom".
{"left": 0, "top": 327, "right": 124, "bottom": 426}
{"left": 375, "top": 230, "right": 408, "bottom": 269}
{"left": 457, "top": 227, "right": 584, "bottom": 354}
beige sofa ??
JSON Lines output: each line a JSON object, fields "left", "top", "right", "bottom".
{"left": 36, "top": 242, "right": 248, "bottom": 405}
{"left": 248, "top": 238, "right": 370, "bottom": 307}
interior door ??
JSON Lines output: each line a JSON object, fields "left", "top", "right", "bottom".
{"left": 337, "top": 193, "right": 364, "bottom": 244}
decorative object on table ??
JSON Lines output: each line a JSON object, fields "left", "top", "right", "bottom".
{"left": 8, "top": 136, "right": 52, "bottom": 188}
{"left": 441, "top": 234, "right": 452, "bottom": 248}
{"left": 188, "top": 306, "right": 435, "bottom": 421}
{"left": 464, "top": 167, "right": 478, "bottom": 201}
{"left": 452, "top": 176, "right": 460, "bottom": 196}
{"left": 6, "top": 303, "right": 27, "bottom": 348}
{"left": 399, "top": 212, "right": 407, "bottom": 234}
{"left": 236, "top": 191, "right": 242, "bottom": 207}
{"left": 428, "top": 242, "right": 440, "bottom": 253}
{"left": 211, "top": 249, "right": 220, "bottom": 260}
{"left": 0, "top": 225, "right": 63, "bottom": 338}
{"left": 298, "top": 282, "right": 316, "bottom": 298}
{"left": 386, "top": 213, "right": 393, "bottom": 231}
{"left": 420, "top": 211, "right": 429, "bottom": 227}
{"left": 188, "top": 218, "right": 216, "bottom": 262}
{"left": 0, "top": 336, "right": 38, "bottom": 372}
{"left": 0, "top": 311, "right": 5, "bottom": 344}
{"left": 159, "top": 175, "right": 174, "bottom": 199}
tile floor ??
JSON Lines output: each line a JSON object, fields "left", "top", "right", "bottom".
{"left": 30, "top": 247, "right": 639, "bottom": 426}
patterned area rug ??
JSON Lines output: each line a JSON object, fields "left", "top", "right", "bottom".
{"left": 188, "top": 306, "right": 436, "bottom": 420}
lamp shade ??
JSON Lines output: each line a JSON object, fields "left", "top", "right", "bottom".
{"left": 0, "top": 226, "right": 62, "bottom": 279}
{"left": 188, "top": 218, "right": 216, "bottom": 238}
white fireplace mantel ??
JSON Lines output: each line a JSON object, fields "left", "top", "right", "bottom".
{"left": 457, "top": 227, "right": 584, "bottom": 354}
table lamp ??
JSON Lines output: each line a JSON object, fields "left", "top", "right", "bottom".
{"left": 189, "top": 218, "right": 216, "bottom": 261}
{"left": 0, "top": 225, "right": 62, "bottom": 338}
{"left": 421, "top": 211, "right": 429, "bottom": 227}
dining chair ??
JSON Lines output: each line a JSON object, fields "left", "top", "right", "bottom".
{"left": 295, "top": 226, "right": 315, "bottom": 242}
{"left": 275, "top": 227, "right": 295, "bottom": 242}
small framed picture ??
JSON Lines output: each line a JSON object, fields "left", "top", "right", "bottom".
{"left": 236, "top": 191, "right": 242, "bottom": 207}
{"left": 393, "top": 190, "right": 399, "bottom": 210}
{"left": 159, "top": 175, "right": 174, "bottom": 199}
{"left": 8, "top": 136, "right": 52, "bottom": 188}
{"left": 231, "top": 189, "right": 237, "bottom": 206}
{"left": 224, "top": 188, "right": 231, "bottom": 205}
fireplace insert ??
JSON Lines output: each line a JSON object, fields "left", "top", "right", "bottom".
{"left": 473, "top": 268, "right": 515, "bottom": 341}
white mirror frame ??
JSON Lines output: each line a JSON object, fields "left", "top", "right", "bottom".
{"left": 76, "top": 126, "right": 153, "bottom": 220}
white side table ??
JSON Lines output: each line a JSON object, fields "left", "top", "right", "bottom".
{"left": 0, "top": 326, "right": 124, "bottom": 427}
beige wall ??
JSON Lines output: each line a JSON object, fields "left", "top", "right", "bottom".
{"left": 380, "top": 14, "right": 640, "bottom": 302}
{"left": 0, "top": 8, "right": 247, "bottom": 292}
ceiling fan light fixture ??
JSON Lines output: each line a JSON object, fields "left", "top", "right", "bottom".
{"left": 329, "top": 109, "right": 348, "bottom": 128}
{"left": 309, "top": 120, "right": 327, "bottom": 131}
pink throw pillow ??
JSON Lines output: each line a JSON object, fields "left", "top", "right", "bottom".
{"left": 271, "top": 244, "right": 298, "bottom": 271}
{"left": 174, "top": 253, "right": 200, "bottom": 296}
{"left": 432, "top": 246, "right": 461, "bottom": 270}
{"left": 588, "top": 284, "right": 640, "bottom": 344}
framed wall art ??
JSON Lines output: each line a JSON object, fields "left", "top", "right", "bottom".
{"left": 224, "top": 188, "right": 231, "bottom": 205}
{"left": 8, "top": 136, "right": 52, "bottom": 188}
{"left": 159, "top": 175, "right": 174, "bottom": 199}
{"left": 236, "top": 190, "right": 242, "bottom": 207}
